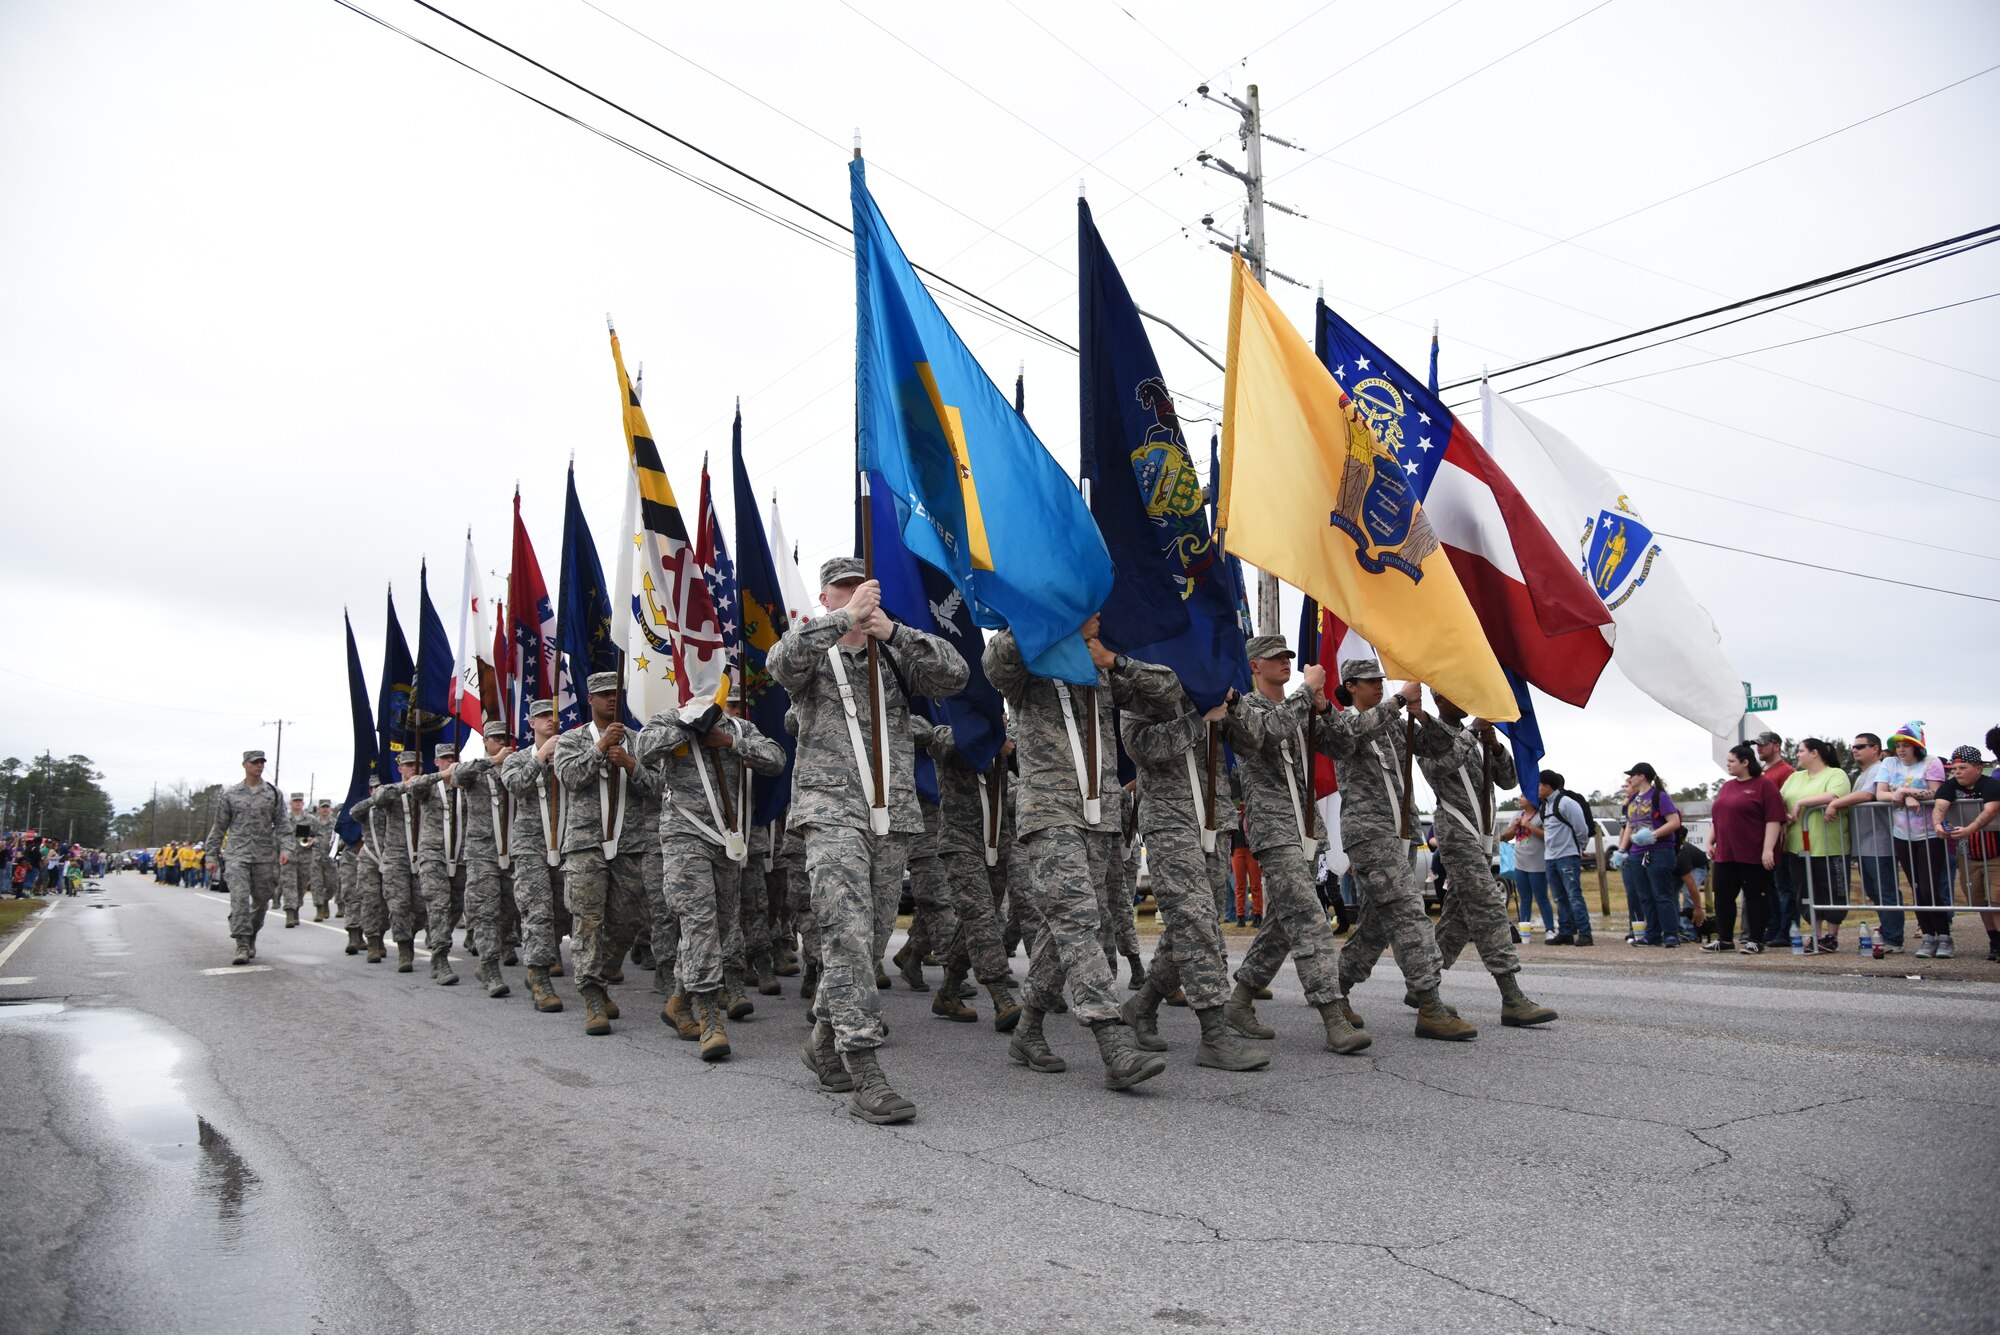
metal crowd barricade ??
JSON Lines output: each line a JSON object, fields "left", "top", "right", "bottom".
{"left": 1800, "top": 797, "right": 1998, "bottom": 949}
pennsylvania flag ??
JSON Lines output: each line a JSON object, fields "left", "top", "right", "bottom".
{"left": 1219, "top": 256, "right": 1516, "bottom": 721}
{"left": 375, "top": 587, "right": 416, "bottom": 781}
{"left": 852, "top": 157, "right": 1112, "bottom": 685}
{"left": 730, "top": 412, "right": 795, "bottom": 826}
{"left": 610, "top": 328, "right": 729, "bottom": 710}
{"left": 1079, "top": 198, "right": 1248, "bottom": 709}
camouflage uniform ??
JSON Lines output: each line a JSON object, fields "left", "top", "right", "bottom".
{"left": 1096, "top": 787, "right": 1141, "bottom": 960}
{"left": 984, "top": 631, "right": 1166, "bottom": 1025}
{"left": 1413, "top": 717, "right": 1521, "bottom": 977}
{"left": 1123, "top": 703, "right": 1234, "bottom": 1009}
{"left": 632, "top": 711, "right": 785, "bottom": 994}
{"left": 1224, "top": 688, "right": 1348, "bottom": 1006}
{"left": 499, "top": 743, "right": 567, "bottom": 970}
{"left": 928, "top": 724, "right": 1012, "bottom": 984}
{"left": 553, "top": 722, "right": 655, "bottom": 994}
{"left": 280, "top": 800, "right": 314, "bottom": 914}
{"left": 346, "top": 787, "right": 394, "bottom": 940}
{"left": 629, "top": 786, "right": 665, "bottom": 976}
{"left": 206, "top": 778, "right": 287, "bottom": 943}
{"left": 403, "top": 768, "right": 468, "bottom": 959}
{"left": 1325, "top": 694, "right": 1445, "bottom": 997}
{"left": 768, "top": 608, "right": 967, "bottom": 1052}
{"left": 336, "top": 836, "right": 360, "bottom": 922}
{"left": 779, "top": 814, "right": 816, "bottom": 973}
{"left": 364, "top": 772, "right": 425, "bottom": 945}
{"left": 902, "top": 717, "right": 959, "bottom": 969}
{"left": 449, "top": 750, "right": 517, "bottom": 971}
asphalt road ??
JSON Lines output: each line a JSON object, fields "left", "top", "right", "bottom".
{"left": 2, "top": 872, "right": 1994, "bottom": 1334}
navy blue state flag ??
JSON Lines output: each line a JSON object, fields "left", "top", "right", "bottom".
{"left": 730, "top": 414, "right": 795, "bottom": 827}
{"left": 375, "top": 588, "right": 415, "bottom": 781}
{"left": 556, "top": 463, "right": 619, "bottom": 731}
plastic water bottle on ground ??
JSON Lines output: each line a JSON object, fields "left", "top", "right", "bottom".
{"left": 1859, "top": 923, "right": 1872, "bottom": 957}
{"left": 1789, "top": 925, "right": 1804, "bottom": 955}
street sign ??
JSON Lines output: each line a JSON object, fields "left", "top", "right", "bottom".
{"left": 1747, "top": 694, "right": 1778, "bottom": 713}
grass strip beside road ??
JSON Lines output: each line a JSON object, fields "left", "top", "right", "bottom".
{"left": 0, "top": 898, "right": 47, "bottom": 942}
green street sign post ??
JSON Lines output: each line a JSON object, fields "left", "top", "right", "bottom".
{"left": 1747, "top": 694, "right": 1778, "bottom": 713}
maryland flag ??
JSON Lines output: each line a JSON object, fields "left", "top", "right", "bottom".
{"left": 1218, "top": 256, "right": 1516, "bottom": 721}
{"left": 610, "top": 327, "right": 729, "bottom": 710}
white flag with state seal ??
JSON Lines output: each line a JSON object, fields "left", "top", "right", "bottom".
{"left": 1480, "top": 386, "right": 1742, "bottom": 736}
{"left": 766, "top": 495, "right": 814, "bottom": 630}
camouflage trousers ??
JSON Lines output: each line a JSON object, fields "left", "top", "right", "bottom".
{"left": 904, "top": 848, "right": 958, "bottom": 968}
{"left": 279, "top": 855, "right": 308, "bottom": 913}
{"left": 336, "top": 845, "right": 358, "bottom": 918}
{"left": 227, "top": 860, "right": 279, "bottom": 939}
{"left": 1096, "top": 845, "right": 1140, "bottom": 958}
{"left": 512, "top": 854, "right": 564, "bottom": 969}
{"left": 1230, "top": 842, "right": 1345, "bottom": 1006}
{"left": 729, "top": 856, "right": 768, "bottom": 976}
{"left": 381, "top": 855, "right": 422, "bottom": 944}
{"left": 1005, "top": 838, "right": 1045, "bottom": 952}
{"left": 941, "top": 848, "right": 1009, "bottom": 984}
{"left": 763, "top": 855, "right": 791, "bottom": 945}
{"left": 662, "top": 836, "right": 742, "bottom": 993}
{"left": 462, "top": 854, "right": 510, "bottom": 962}
{"left": 350, "top": 851, "right": 387, "bottom": 937}
{"left": 633, "top": 841, "right": 663, "bottom": 972}
{"left": 785, "top": 840, "right": 819, "bottom": 967}
{"left": 308, "top": 853, "right": 333, "bottom": 912}
{"left": 1138, "top": 827, "right": 1232, "bottom": 1010}
{"left": 562, "top": 848, "right": 644, "bottom": 991}
{"left": 416, "top": 857, "right": 465, "bottom": 953}
{"left": 804, "top": 825, "right": 910, "bottom": 1053}
{"left": 1019, "top": 826, "right": 1124, "bottom": 1025}
{"left": 1434, "top": 838, "right": 1520, "bottom": 976}
{"left": 1336, "top": 836, "right": 1444, "bottom": 995}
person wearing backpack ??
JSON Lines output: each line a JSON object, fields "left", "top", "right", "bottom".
{"left": 1538, "top": 771, "right": 1595, "bottom": 945}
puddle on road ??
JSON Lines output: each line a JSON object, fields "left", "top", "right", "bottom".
{"left": 0, "top": 1001, "right": 314, "bottom": 1327}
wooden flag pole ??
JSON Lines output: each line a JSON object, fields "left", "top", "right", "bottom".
{"left": 859, "top": 471, "right": 889, "bottom": 833}
{"left": 1203, "top": 721, "right": 1220, "bottom": 853}
{"left": 1399, "top": 714, "right": 1416, "bottom": 844}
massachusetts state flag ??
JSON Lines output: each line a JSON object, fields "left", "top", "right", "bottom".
{"left": 1314, "top": 300, "right": 1613, "bottom": 709}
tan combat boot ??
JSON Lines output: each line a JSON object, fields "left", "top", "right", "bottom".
{"left": 1120, "top": 981, "right": 1167, "bottom": 1052}
{"left": 1337, "top": 996, "right": 1366, "bottom": 1029}
{"left": 365, "top": 934, "right": 385, "bottom": 964}
{"left": 1196, "top": 1006, "right": 1271, "bottom": 1071}
{"left": 1223, "top": 980, "right": 1275, "bottom": 1040}
{"left": 930, "top": 964, "right": 976, "bottom": 1022}
{"left": 1316, "top": 1000, "right": 1372, "bottom": 1054}
{"left": 1497, "top": 973, "right": 1557, "bottom": 1027}
{"left": 843, "top": 1049, "right": 916, "bottom": 1124}
{"left": 1091, "top": 1020, "right": 1166, "bottom": 1090}
{"left": 580, "top": 983, "right": 612, "bottom": 1036}
{"left": 284, "top": 908, "right": 299, "bottom": 928}
{"left": 526, "top": 966, "right": 564, "bottom": 1013}
{"left": 696, "top": 991, "right": 731, "bottom": 1061}
{"left": 663, "top": 988, "right": 701, "bottom": 1041}
{"left": 432, "top": 949, "right": 458, "bottom": 986}
{"left": 315, "top": 906, "right": 329, "bottom": 922}
{"left": 396, "top": 939, "right": 415, "bottom": 972}
{"left": 1007, "top": 1006, "right": 1067, "bottom": 1073}
{"left": 802, "top": 1019, "right": 855, "bottom": 1092}
{"left": 345, "top": 928, "right": 363, "bottom": 956}
{"left": 723, "top": 968, "right": 753, "bottom": 1020}
{"left": 478, "top": 957, "right": 510, "bottom": 999}
{"left": 1413, "top": 989, "right": 1477, "bottom": 1041}
{"left": 986, "top": 981, "right": 1022, "bottom": 1033}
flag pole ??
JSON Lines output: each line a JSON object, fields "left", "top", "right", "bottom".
{"left": 859, "top": 470, "right": 889, "bottom": 834}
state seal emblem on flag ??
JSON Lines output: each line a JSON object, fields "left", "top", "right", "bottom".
{"left": 1583, "top": 500, "right": 1659, "bottom": 610}
{"left": 1330, "top": 394, "right": 1437, "bottom": 582}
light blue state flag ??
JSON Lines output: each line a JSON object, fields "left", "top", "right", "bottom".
{"left": 852, "top": 157, "right": 1112, "bottom": 684}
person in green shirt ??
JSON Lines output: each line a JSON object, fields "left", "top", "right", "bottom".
{"left": 1780, "top": 738, "right": 1852, "bottom": 952}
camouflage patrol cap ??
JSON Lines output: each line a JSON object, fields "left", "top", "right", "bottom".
{"left": 587, "top": 671, "right": 620, "bottom": 695}
{"left": 820, "top": 555, "right": 866, "bottom": 587}
{"left": 1340, "top": 656, "right": 1386, "bottom": 683}
{"left": 527, "top": 699, "right": 555, "bottom": 719}
{"left": 482, "top": 720, "right": 511, "bottom": 740}
{"left": 1245, "top": 634, "right": 1294, "bottom": 662}
{"left": 395, "top": 751, "right": 419, "bottom": 769}
{"left": 316, "top": 797, "right": 332, "bottom": 808}
{"left": 289, "top": 792, "right": 304, "bottom": 802}
{"left": 434, "top": 742, "right": 457, "bottom": 760}
{"left": 243, "top": 749, "right": 267, "bottom": 763}
{"left": 368, "top": 775, "right": 382, "bottom": 789}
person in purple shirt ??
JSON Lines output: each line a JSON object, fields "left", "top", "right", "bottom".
{"left": 1618, "top": 762, "right": 1684, "bottom": 946}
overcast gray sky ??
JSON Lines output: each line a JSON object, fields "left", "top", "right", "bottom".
{"left": 4, "top": 0, "right": 1996, "bottom": 820}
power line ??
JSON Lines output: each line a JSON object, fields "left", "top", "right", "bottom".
{"left": 1440, "top": 223, "right": 2000, "bottom": 391}
{"left": 1372, "top": 60, "right": 2000, "bottom": 322}
{"left": 1657, "top": 531, "right": 2000, "bottom": 605}
{"left": 368, "top": 0, "right": 1080, "bottom": 351}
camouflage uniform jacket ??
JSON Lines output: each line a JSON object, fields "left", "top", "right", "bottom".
{"left": 551, "top": 722, "right": 657, "bottom": 856}
{"left": 1414, "top": 717, "right": 1517, "bottom": 860}
{"left": 926, "top": 724, "right": 1002, "bottom": 859}
{"left": 348, "top": 787, "right": 403, "bottom": 866}
{"left": 449, "top": 752, "right": 516, "bottom": 858}
{"left": 767, "top": 610, "right": 968, "bottom": 836}
{"left": 983, "top": 631, "right": 1174, "bottom": 840}
{"left": 500, "top": 745, "right": 563, "bottom": 865}
{"left": 206, "top": 780, "right": 287, "bottom": 865}
{"left": 632, "top": 712, "right": 786, "bottom": 848}
{"left": 1319, "top": 695, "right": 1454, "bottom": 844}
{"left": 1221, "top": 688, "right": 1332, "bottom": 854}
{"left": 1123, "top": 700, "right": 1216, "bottom": 838}
{"left": 398, "top": 771, "right": 466, "bottom": 862}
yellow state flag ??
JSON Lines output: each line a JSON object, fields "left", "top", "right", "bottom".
{"left": 1218, "top": 255, "right": 1517, "bottom": 721}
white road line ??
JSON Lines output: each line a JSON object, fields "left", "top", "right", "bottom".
{"left": 0, "top": 976, "right": 36, "bottom": 985}
{"left": 0, "top": 902, "right": 56, "bottom": 972}
{"left": 199, "top": 965, "right": 274, "bottom": 976}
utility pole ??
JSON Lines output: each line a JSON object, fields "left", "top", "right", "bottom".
{"left": 1195, "top": 82, "right": 1310, "bottom": 638}
{"left": 263, "top": 719, "right": 291, "bottom": 785}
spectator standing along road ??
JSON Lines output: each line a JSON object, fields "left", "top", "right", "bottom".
{"left": 1827, "top": 733, "right": 1904, "bottom": 952}
{"left": 1538, "top": 772, "right": 1593, "bottom": 946}
{"left": 1617, "top": 763, "right": 1683, "bottom": 947}
{"left": 1933, "top": 746, "right": 2000, "bottom": 961}
{"left": 1780, "top": 739, "right": 1852, "bottom": 952}
{"left": 1703, "top": 743, "right": 1786, "bottom": 954}
{"left": 1755, "top": 731, "right": 1798, "bottom": 944}
{"left": 1875, "top": 722, "right": 1952, "bottom": 959}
